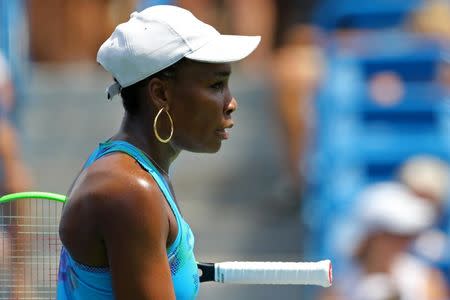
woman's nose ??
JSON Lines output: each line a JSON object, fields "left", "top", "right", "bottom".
{"left": 225, "top": 97, "right": 238, "bottom": 116}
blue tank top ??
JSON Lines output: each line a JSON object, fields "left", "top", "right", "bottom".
{"left": 57, "top": 140, "right": 200, "bottom": 299}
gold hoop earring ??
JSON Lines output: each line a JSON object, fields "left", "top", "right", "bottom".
{"left": 153, "top": 107, "right": 174, "bottom": 143}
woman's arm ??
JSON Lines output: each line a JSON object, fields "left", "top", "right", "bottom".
{"left": 0, "top": 118, "right": 32, "bottom": 192}
{"left": 96, "top": 170, "right": 176, "bottom": 300}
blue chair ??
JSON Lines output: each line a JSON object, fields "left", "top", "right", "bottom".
{"left": 313, "top": 0, "right": 423, "bottom": 31}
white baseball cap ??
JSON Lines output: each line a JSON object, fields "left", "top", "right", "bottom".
{"left": 97, "top": 5, "right": 261, "bottom": 99}
{"left": 335, "top": 182, "right": 436, "bottom": 257}
{"left": 355, "top": 182, "right": 435, "bottom": 237}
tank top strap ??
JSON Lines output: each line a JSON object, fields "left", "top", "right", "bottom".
{"left": 82, "top": 146, "right": 103, "bottom": 169}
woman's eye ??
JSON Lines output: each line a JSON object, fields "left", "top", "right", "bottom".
{"left": 210, "top": 81, "right": 225, "bottom": 91}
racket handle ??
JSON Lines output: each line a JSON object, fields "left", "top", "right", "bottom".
{"left": 198, "top": 260, "right": 332, "bottom": 287}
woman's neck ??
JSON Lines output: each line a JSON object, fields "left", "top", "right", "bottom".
{"left": 112, "top": 113, "right": 180, "bottom": 176}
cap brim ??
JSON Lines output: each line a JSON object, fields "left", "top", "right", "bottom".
{"left": 185, "top": 35, "right": 261, "bottom": 63}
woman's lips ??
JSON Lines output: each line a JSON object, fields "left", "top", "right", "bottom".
{"left": 215, "top": 129, "right": 229, "bottom": 140}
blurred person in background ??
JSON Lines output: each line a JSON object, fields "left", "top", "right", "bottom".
{"left": 398, "top": 156, "right": 450, "bottom": 287}
{"left": 1, "top": 1, "right": 34, "bottom": 298}
{"left": 0, "top": 50, "right": 33, "bottom": 299}
{"left": 0, "top": 51, "right": 32, "bottom": 195}
{"left": 320, "top": 182, "right": 448, "bottom": 300}
{"left": 271, "top": 0, "right": 324, "bottom": 207}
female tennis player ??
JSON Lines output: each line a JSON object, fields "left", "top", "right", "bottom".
{"left": 56, "top": 5, "right": 260, "bottom": 300}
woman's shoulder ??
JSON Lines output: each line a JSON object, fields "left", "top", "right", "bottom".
{"left": 68, "top": 152, "right": 167, "bottom": 221}
{"left": 59, "top": 152, "right": 170, "bottom": 267}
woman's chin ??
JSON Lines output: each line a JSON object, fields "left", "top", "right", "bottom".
{"left": 198, "top": 143, "right": 222, "bottom": 154}
{"left": 192, "top": 142, "right": 222, "bottom": 154}
{"left": 176, "top": 136, "right": 223, "bottom": 154}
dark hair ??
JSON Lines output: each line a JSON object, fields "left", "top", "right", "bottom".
{"left": 119, "top": 58, "right": 186, "bottom": 114}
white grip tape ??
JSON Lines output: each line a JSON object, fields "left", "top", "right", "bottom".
{"left": 214, "top": 260, "right": 332, "bottom": 287}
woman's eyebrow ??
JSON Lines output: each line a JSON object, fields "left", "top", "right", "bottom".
{"left": 214, "top": 70, "right": 231, "bottom": 77}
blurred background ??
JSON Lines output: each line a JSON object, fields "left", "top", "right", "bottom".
{"left": 1, "top": 0, "right": 450, "bottom": 299}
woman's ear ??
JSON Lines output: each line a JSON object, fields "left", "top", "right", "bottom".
{"left": 147, "top": 77, "right": 169, "bottom": 108}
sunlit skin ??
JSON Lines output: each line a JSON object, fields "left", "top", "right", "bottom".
{"left": 59, "top": 60, "right": 237, "bottom": 300}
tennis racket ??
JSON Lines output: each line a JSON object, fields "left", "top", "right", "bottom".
{"left": 0, "top": 192, "right": 332, "bottom": 299}
{"left": 0, "top": 192, "right": 64, "bottom": 300}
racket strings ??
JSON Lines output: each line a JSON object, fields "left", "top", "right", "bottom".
{"left": 0, "top": 199, "right": 62, "bottom": 300}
